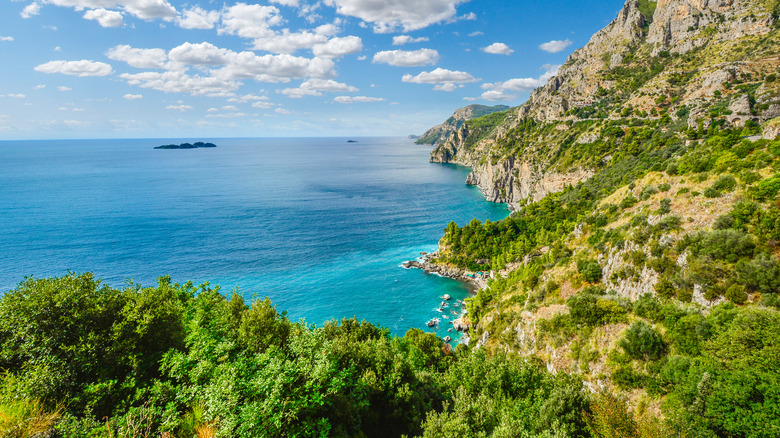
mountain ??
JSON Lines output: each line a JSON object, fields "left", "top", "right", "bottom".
{"left": 419, "top": 0, "right": 780, "bottom": 430}
{"left": 415, "top": 104, "right": 510, "bottom": 145}
{"left": 430, "top": 0, "right": 780, "bottom": 208}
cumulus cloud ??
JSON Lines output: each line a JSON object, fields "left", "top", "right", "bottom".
{"left": 57, "top": 86, "right": 72, "bottom": 91}
{"left": 433, "top": 83, "right": 458, "bottom": 92}
{"left": 472, "top": 64, "right": 560, "bottom": 101}
{"left": 269, "top": 0, "right": 299, "bottom": 6}
{"left": 312, "top": 36, "right": 362, "bottom": 58}
{"left": 333, "top": 95, "right": 384, "bottom": 103}
{"left": 482, "top": 42, "right": 513, "bottom": 55}
{"left": 1, "top": 36, "right": 15, "bottom": 42}
{"left": 112, "top": 42, "right": 338, "bottom": 96}
{"left": 228, "top": 93, "right": 270, "bottom": 103}
{"left": 34, "top": 60, "right": 113, "bottom": 76}
{"left": 121, "top": 70, "right": 240, "bottom": 96}
{"left": 252, "top": 30, "right": 329, "bottom": 54}
{"left": 402, "top": 67, "right": 477, "bottom": 84}
{"left": 123, "top": 93, "right": 142, "bottom": 99}
{"left": 106, "top": 45, "right": 168, "bottom": 69}
{"left": 373, "top": 48, "right": 438, "bottom": 67}
{"left": 219, "top": 3, "right": 282, "bottom": 39}
{"left": 539, "top": 39, "right": 572, "bottom": 53}
{"left": 166, "top": 104, "right": 192, "bottom": 111}
{"left": 392, "top": 35, "right": 429, "bottom": 45}
{"left": 281, "top": 78, "right": 358, "bottom": 97}
{"left": 324, "top": 0, "right": 465, "bottom": 33}
{"left": 21, "top": 3, "right": 41, "bottom": 18}
{"left": 43, "top": 0, "right": 177, "bottom": 21}
{"left": 176, "top": 6, "right": 219, "bottom": 29}
{"left": 83, "top": 8, "right": 123, "bottom": 27}
{"left": 215, "top": 52, "right": 336, "bottom": 82}
{"left": 168, "top": 42, "right": 232, "bottom": 66}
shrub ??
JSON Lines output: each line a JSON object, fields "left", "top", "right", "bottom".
{"left": 620, "top": 193, "right": 638, "bottom": 209}
{"left": 578, "top": 260, "right": 603, "bottom": 283}
{"left": 703, "top": 187, "right": 721, "bottom": 198}
{"left": 724, "top": 284, "right": 747, "bottom": 304}
{"left": 711, "top": 174, "right": 737, "bottom": 192}
{"left": 619, "top": 322, "right": 667, "bottom": 361}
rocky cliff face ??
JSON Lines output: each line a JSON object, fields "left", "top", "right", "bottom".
{"left": 429, "top": 0, "right": 780, "bottom": 208}
{"left": 416, "top": 104, "right": 509, "bottom": 145}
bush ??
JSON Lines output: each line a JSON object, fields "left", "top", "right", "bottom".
{"left": 578, "top": 260, "right": 603, "bottom": 283}
{"left": 619, "top": 322, "right": 667, "bottom": 361}
{"left": 703, "top": 187, "right": 721, "bottom": 198}
{"left": 620, "top": 193, "right": 638, "bottom": 209}
{"left": 711, "top": 174, "right": 737, "bottom": 192}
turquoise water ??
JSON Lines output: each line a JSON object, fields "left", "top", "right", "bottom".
{"left": 0, "top": 138, "right": 508, "bottom": 337}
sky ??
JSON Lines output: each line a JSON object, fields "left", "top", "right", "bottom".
{"left": 0, "top": 0, "right": 623, "bottom": 139}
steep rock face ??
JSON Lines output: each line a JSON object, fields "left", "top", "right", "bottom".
{"left": 427, "top": 0, "right": 779, "bottom": 207}
{"left": 416, "top": 105, "right": 509, "bottom": 145}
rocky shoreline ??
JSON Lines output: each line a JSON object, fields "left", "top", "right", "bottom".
{"left": 403, "top": 251, "right": 491, "bottom": 341}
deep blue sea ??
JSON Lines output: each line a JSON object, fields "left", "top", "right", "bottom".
{"left": 0, "top": 137, "right": 508, "bottom": 337}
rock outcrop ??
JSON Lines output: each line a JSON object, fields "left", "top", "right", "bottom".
{"left": 416, "top": 105, "right": 509, "bottom": 145}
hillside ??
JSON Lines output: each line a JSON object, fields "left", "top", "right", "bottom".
{"left": 431, "top": 0, "right": 780, "bottom": 206}
{"left": 421, "top": 0, "right": 780, "bottom": 431}
{"left": 415, "top": 104, "right": 510, "bottom": 145}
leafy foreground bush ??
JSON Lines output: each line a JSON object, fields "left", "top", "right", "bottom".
{"left": 0, "top": 273, "right": 595, "bottom": 438}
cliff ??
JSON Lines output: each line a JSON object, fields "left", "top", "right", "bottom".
{"left": 416, "top": 104, "right": 509, "bottom": 145}
{"left": 429, "top": 0, "right": 780, "bottom": 208}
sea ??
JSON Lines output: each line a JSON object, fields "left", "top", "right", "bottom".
{"left": 0, "top": 137, "right": 508, "bottom": 338}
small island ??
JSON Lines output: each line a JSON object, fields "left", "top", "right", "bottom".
{"left": 154, "top": 141, "right": 217, "bottom": 149}
{"left": 347, "top": 139, "right": 358, "bottom": 143}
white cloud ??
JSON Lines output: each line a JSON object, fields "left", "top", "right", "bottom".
{"left": 219, "top": 3, "right": 282, "bottom": 39}
{"left": 401, "top": 67, "right": 477, "bottom": 84}
{"left": 433, "top": 83, "right": 457, "bottom": 91}
{"left": 214, "top": 51, "right": 336, "bottom": 82}
{"left": 275, "top": 107, "right": 291, "bottom": 114}
{"left": 83, "top": 8, "right": 123, "bottom": 27}
{"left": 176, "top": 6, "right": 219, "bottom": 29}
{"left": 312, "top": 36, "right": 362, "bottom": 58}
{"left": 333, "top": 95, "right": 384, "bottom": 103}
{"left": 468, "top": 31, "right": 483, "bottom": 37}
{"left": 229, "top": 94, "right": 269, "bottom": 103}
{"left": 1, "top": 36, "right": 14, "bottom": 42}
{"left": 473, "top": 64, "right": 560, "bottom": 100}
{"left": 44, "top": 0, "right": 177, "bottom": 21}
{"left": 57, "top": 86, "right": 72, "bottom": 91}
{"left": 34, "top": 60, "right": 113, "bottom": 76}
{"left": 166, "top": 104, "right": 192, "bottom": 111}
{"left": 121, "top": 70, "right": 240, "bottom": 96}
{"left": 168, "top": 42, "right": 232, "bottom": 66}
{"left": 8, "top": 94, "right": 26, "bottom": 98}
{"left": 222, "top": 105, "right": 239, "bottom": 110}
{"left": 482, "top": 42, "right": 513, "bottom": 55}
{"left": 106, "top": 45, "right": 168, "bottom": 69}
{"left": 123, "top": 93, "right": 142, "bottom": 99}
{"left": 269, "top": 0, "right": 299, "bottom": 6}
{"left": 252, "top": 100, "right": 273, "bottom": 108}
{"left": 281, "top": 78, "right": 358, "bottom": 97}
{"left": 539, "top": 39, "right": 572, "bottom": 53}
{"left": 21, "top": 3, "right": 41, "bottom": 18}
{"left": 324, "top": 0, "right": 465, "bottom": 33}
{"left": 35, "top": 84, "right": 46, "bottom": 89}
{"left": 373, "top": 48, "right": 438, "bottom": 67}
{"left": 252, "top": 30, "right": 329, "bottom": 54}
{"left": 392, "top": 35, "right": 429, "bottom": 45}
{"left": 206, "top": 112, "right": 249, "bottom": 118}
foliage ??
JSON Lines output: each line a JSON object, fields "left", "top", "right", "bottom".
{"left": 619, "top": 322, "right": 667, "bottom": 361}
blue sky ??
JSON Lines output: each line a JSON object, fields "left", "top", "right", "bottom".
{"left": 0, "top": 0, "right": 622, "bottom": 139}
